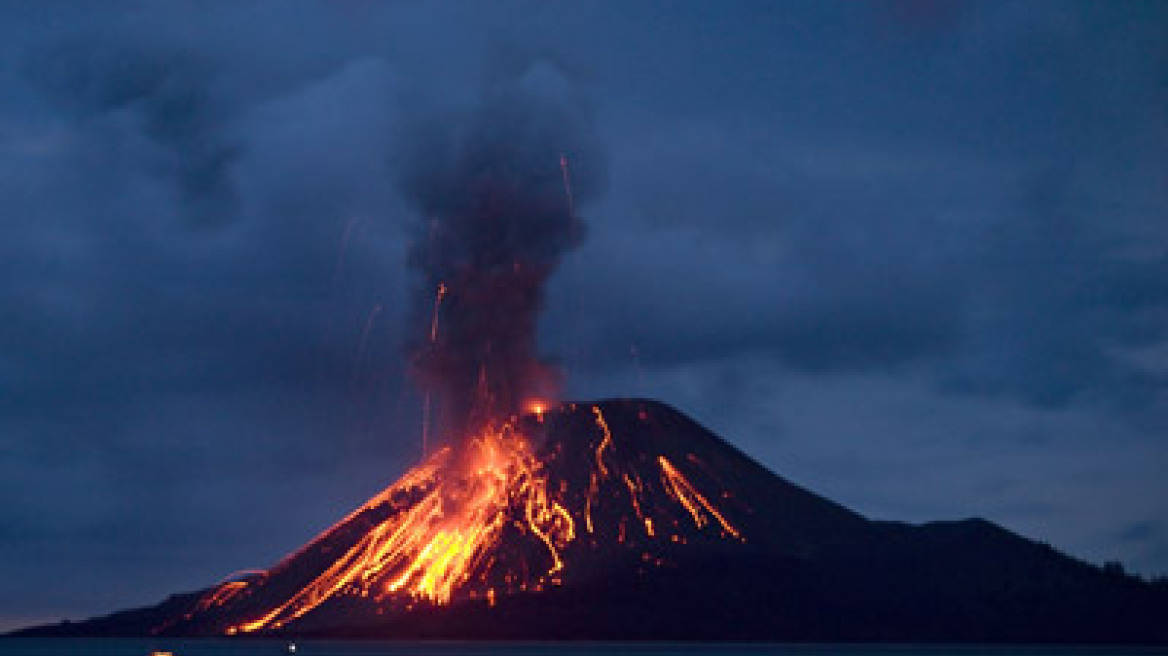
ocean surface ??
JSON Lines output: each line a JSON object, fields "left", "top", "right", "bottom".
{"left": 0, "top": 641, "right": 1164, "bottom": 656}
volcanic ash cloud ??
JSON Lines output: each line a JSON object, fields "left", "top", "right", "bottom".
{"left": 399, "top": 61, "right": 604, "bottom": 440}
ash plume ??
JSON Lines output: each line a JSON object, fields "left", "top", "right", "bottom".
{"left": 400, "top": 61, "right": 603, "bottom": 439}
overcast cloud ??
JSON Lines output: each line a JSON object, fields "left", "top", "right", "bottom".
{"left": 1, "top": 0, "right": 1165, "bottom": 630}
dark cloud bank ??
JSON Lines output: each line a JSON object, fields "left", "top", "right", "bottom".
{"left": 0, "top": 1, "right": 1164, "bottom": 630}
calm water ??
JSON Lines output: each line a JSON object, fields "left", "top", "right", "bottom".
{"left": 0, "top": 641, "right": 1164, "bottom": 656}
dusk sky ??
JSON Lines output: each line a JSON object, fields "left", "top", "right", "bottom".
{"left": 2, "top": 1, "right": 1166, "bottom": 631}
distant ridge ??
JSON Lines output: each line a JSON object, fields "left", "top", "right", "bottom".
{"left": 14, "top": 399, "right": 1168, "bottom": 643}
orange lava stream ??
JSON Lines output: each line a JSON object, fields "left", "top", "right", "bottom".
{"left": 194, "top": 581, "right": 247, "bottom": 612}
{"left": 658, "top": 456, "right": 742, "bottom": 541}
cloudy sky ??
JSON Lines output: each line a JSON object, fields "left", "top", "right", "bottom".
{"left": 1, "top": 0, "right": 1165, "bottom": 631}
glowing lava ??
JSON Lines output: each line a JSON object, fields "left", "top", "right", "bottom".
{"left": 524, "top": 399, "right": 549, "bottom": 420}
{"left": 224, "top": 419, "right": 571, "bottom": 633}
{"left": 183, "top": 402, "right": 744, "bottom": 636}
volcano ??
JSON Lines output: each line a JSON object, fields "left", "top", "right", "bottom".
{"left": 16, "top": 399, "right": 1168, "bottom": 642}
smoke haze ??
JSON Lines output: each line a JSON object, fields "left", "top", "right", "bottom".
{"left": 400, "top": 62, "right": 604, "bottom": 437}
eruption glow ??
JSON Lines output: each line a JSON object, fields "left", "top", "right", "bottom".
{"left": 224, "top": 416, "right": 574, "bottom": 633}
{"left": 200, "top": 403, "right": 743, "bottom": 634}
{"left": 167, "top": 64, "right": 742, "bottom": 636}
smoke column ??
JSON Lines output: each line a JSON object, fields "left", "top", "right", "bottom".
{"left": 400, "top": 62, "right": 603, "bottom": 439}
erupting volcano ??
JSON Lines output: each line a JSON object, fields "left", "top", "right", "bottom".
{"left": 156, "top": 64, "right": 717, "bottom": 633}
{"left": 16, "top": 64, "right": 1167, "bottom": 644}
{"left": 149, "top": 399, "right": 753, "bottom": 636}
{"left": 156, "top": 63, "right": 651, "bottom": 634}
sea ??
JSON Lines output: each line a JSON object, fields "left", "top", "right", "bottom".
{"left": 0, "top": 641, "right": 1165, "bottom": 656}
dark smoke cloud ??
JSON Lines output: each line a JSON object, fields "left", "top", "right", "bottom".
{"left": 27, "top": 36, "right": 241, "bottom": 227}
{"left": 399, "top": 61, "right": 604, "bottom": 437}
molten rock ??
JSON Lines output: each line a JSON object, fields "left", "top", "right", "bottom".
{"left": 155, "top": 399, "right": 759, "bottom": 635}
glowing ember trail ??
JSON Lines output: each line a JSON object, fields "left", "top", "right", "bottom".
{"left": 429, "top": 282, "right": 447, "bottom": 343}
{"left": 421, "top": 282, "right": 448, "bottom": 458}
{"left": 560, "top": 152, "right": 576, "bottom": 221}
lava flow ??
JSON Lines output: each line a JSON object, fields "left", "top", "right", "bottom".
{"left": 166, "top": 400, "right": 747, "bottom": 636}
{"left": 223, "top": 418, "right": 570, "bottom": 633}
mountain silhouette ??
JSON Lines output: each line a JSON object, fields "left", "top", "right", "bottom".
{"left": 14, "top": 399, "right": 1168, "bottom": 642}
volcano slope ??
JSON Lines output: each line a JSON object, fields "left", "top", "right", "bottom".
{"left": 16, "top": 399, "right": 1168, "bottom": 642}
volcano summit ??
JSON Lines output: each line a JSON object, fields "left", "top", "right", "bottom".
{"left": 18, "top": 398, "right": 1167, "bottom": 643}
